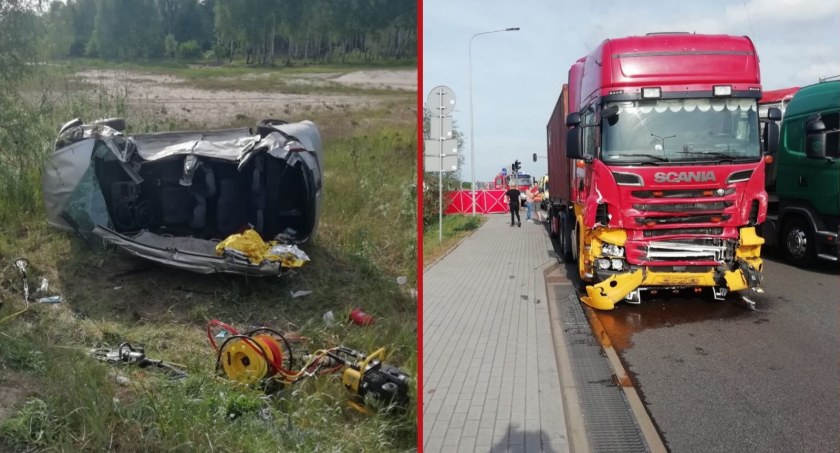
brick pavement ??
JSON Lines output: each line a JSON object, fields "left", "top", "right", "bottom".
{"left": 423, "top": 213, "right": 569, "bottom": 453}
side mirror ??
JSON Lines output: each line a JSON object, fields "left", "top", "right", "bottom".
{"left": 601, "top": 104, "right": 619, "bottom": 120}
{"left": 763, "top": 122, "right": 779, "bottom": 154}
{"left": 765, "top": 107, "right": 782, "bottom": 121}
{"left": 805, "top": 117, "right": 827, "bottom": 159}
{"left": 566, "top": 127, "right": 582, "bottom": 159}
{"left": 566, "top": 112, "right": 581, "bottom": 127}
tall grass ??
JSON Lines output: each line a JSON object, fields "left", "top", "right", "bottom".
{"left": 0, "top": 64, "right": 417, "bottom": 452}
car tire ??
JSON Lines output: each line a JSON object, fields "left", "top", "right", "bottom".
{"left": 256, "top": 119, "right": 289, "bottom": 137}
{"left": 93, "top": 117, "right": 126, "bottom": 132}
{"left": 781, "top": 216, "right": 816, "bottom": 267}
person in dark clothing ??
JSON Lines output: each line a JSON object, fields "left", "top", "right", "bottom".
{"left": 504, "top": 185, "right": 521, "bottom": 227}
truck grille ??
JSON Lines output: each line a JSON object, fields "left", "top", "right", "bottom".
{"left": 633, "top": 201, "right": 732, "bottom": 212}
{"left": 635, "top": 214, "right": 731, "bottom": 225}
{"left": 633, "top": 188, "right": 735, "bottom": 198}
{"left": 643, "top": 227, "right": 723, "bottom": 237}
{"left": 642, "top": 238, "right": 735, "bottom": 262}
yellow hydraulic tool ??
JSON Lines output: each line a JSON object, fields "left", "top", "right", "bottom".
{"left": 208, "top": 321, "right": 410, "bottom": 413}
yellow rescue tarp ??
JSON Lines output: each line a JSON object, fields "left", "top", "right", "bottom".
{"left": 215, "top": 229, "right": 310, "bottom": 268}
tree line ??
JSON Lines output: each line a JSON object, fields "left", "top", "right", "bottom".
{"left": 35, "top": 0, "right": 416, "bottom": 64}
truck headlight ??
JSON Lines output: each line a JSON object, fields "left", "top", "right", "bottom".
{"left": 596, "top": 259, "right": 611, "bottom": 270}
{"left": 611, "top": 259, "right": 624, "bottom": 271}
{"left": 602, "top": 243, "right": 624, "bottom": 257}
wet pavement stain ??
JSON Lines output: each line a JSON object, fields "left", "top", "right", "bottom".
{"left": 595, "top": 291, "right": 759, "bottom": 353}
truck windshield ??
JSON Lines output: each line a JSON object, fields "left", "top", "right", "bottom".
{"left": 511, "top": 175, "right": 531, "bottom": 186}
{"left": 602, "top": 99, "right": 760, "bottom": 163}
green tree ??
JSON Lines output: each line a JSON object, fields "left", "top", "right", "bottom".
{"left": 92, "top": 0, "right": 163, "bottom": 59}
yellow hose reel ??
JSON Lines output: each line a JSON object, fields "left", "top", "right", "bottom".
{"left": 219, "top": 334, "right": 285, "bottom": 384}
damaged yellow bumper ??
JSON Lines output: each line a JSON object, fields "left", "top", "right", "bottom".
{"left": 580, "top": 227, "right": 765, "bottom": 310}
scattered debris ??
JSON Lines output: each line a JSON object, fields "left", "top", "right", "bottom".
{"left": 396, "top": 276, "right": 407, "bottom": 286}
{"left": 281, "top": 331, "right": 307, "bottom": 343}
{"left": 290, "top": 290, "right": 312, "bottom": 298}
{"left": 91, "top": 343, "right": 187, "bottom": 379}
{"left": 15, "top": 258, "right": 29, "bottom": 302}
{"left": 36, "top": 295, "right": 62, "bottom": 304}
{"left": 107, "top": 371, "right": 132, "bottom": 386}
{"left": 0, "top": 259, "right": 32, "bottom": 325}
{"left": 322, "top": 311, "right": 335, "bottom": 326}
{"left": 37, "top": 278, "right": 49, "bottom": 294}
{"left": 349, "top": 307, "right": 375, "bottom": 326}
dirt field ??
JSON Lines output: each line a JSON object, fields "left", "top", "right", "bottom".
{"left": 74, "top": 68, "right": 416, "bottom": 127}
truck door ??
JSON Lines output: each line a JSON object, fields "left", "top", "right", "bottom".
{"left": 778, "top": 112, "right": 840, "bottom": 215}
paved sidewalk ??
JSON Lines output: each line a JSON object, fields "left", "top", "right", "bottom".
{"left": 423, "top": 213, "right": 569, "bottom": 453}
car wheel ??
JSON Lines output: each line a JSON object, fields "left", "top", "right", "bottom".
{"left": 781, "top": 216, "right": 816, "bottom": 267}
{"left": 256, "top": 119, "right": 289, "bottom": 137}
{"left": 93, "top": 117, "right": 126, "bottom": 132}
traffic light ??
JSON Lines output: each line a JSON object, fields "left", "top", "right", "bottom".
{"left": 512, "top": 160, "right": 521, "bottom": 172}
{"left": 533, "top": 153, "right": 537, "bottom": 162}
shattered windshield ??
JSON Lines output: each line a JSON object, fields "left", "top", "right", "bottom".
{"left": 602, "top": 98, "right": 760, "bottom": 163}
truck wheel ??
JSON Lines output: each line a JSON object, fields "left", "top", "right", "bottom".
{"left": 562, "top": 213, "right": 573, "bottom": 261}
{"left": 570, "top": 222, "right": 579, "bottom": 262}
{"left": 781, "top": 216, "right": 816, "bottom": 267}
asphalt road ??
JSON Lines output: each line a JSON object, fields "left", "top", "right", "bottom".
{"left": 594, "top": 248, "right": 840, "bottom": 452}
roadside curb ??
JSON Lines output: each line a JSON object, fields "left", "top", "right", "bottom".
{"left": 582, "top": 305, "right": 668, "bottom": 453}
{"left": 544, "top": 263, "right": 591, "bottom": 453}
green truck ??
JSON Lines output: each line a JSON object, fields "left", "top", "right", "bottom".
{"left": 761, "top": 80, "right": 840, "bottom": 266}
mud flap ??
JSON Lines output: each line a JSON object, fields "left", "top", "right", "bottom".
{"left": 580, "top": 269, "right": 644, "bottom": 310}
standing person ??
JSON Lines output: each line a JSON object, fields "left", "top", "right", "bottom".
{"left": 504, "top": 185, "right": 521, "bottom": 227}
{"left": 524, "top": 184, "right": 535, "bottom": 222}
{"left": 529, "top": 183, "right": 541, "bottom": 222}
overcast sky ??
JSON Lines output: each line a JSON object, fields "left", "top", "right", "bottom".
{"left": 423, "top": 0, "right": 840, "bottom": 183}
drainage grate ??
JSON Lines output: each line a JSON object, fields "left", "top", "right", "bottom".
{"left": 557, "top": 289, "right": 649, "bottom": 452}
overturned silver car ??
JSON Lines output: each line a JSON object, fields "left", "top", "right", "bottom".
{"left": 43, "top": 118, "right": 322, "bottom": 275}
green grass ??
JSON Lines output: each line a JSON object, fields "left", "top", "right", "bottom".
{"left": 0, "top": 62, "right": 417, "bottom": 452}
{"left": 423, "top": 214, "right": 486, "bottom": 266}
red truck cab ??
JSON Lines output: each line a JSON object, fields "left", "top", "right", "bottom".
{"left": 550, "top": 33, "right": 779, "bottom": 309}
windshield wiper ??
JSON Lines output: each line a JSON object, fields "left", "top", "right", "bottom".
{"left": 612, "top": 153, "right": 669, "bottom": 162}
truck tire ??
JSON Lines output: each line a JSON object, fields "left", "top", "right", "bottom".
{"left": 562, "top": 211, "right": 573, "bottom": 261}
{"left": 781, "top": 216, "right": 816, "bottom": 267}
{"left": 570, "top": 221, "right": 579, "bottom": 262}
{"left": 549, "top": 207, "right": 559, "bottom": 238}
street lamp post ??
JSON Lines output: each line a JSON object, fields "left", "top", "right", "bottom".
{"left": 469, "top": 27, "right": 519, "bottom": 215}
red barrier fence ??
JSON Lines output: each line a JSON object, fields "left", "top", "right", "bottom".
{"left": 444, "top": 190, "right": 509, "bottom": 215}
